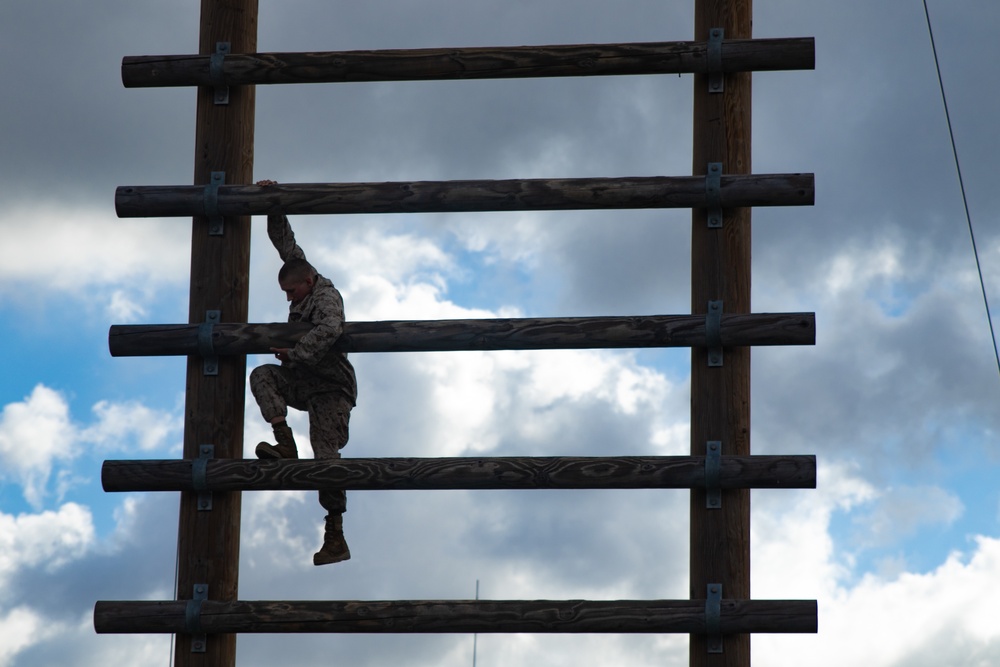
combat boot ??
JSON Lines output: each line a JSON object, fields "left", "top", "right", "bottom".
{"left": 313, "top": 514, "right": 351, "bottom": 566}
{"left": 255, "top": 421, "right": 299, "bottom": 460}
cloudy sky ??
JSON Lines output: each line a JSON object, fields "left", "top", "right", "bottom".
{"left": 2, "top": 1, "right": 1000, "bottom": 665}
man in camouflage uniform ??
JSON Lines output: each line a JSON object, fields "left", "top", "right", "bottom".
{"left": 251, "top": 181, "right": 358, "bottom": 566}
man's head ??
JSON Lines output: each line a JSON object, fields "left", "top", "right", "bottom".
{"left": 278, "top": 259, "right": 317, "bottom": 304}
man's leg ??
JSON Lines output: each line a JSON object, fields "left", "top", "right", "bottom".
{"left": 249, "top": 364, "right": 300, "bottom": 459}
{"left": 309, "top": 393, "right": 353, "bottom": 565}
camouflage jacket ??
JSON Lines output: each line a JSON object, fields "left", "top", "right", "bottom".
{"left": 269, "top": 214, "right": 357, "bottom": 405}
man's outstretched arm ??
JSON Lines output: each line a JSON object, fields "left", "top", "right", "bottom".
{"left": 257, "top": 180, "right": 306, "bottom": 263}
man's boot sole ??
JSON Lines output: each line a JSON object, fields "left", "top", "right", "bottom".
{"left": 313, "top": 548, "right": 351, "bottom": 566}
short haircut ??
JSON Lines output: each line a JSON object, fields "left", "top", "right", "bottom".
{"left": 278, "top": 258, "right": 317, "bottom": 284}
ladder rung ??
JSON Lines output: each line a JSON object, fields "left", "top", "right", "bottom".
{"left": 94, "top": 598, "right": 818, "bottom": 635}
{"left": 108, "top": 313, "right": 816, "bottom": 357}
{"left": 121, "top": 37, "right": 815, "bottom": 88}
{"left": 101, "top": 455, "right": 817, "bottom": 493}
{"left": 115, "top": 174, "right": 814, "bottom": 218}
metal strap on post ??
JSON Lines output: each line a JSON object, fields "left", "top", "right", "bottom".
{"left": 203, "top": 171, "right": 225, "bottom": 236}
{"left": 706, "top": 584, "right": 723, "bottom": 653}
{"left": 193, "top": 444, "right": 214, "bottom": 511}
{"left": 198, "top": 310, "right": 220, "bottom": 376}
{"left": 706, "top": 162, "right": 723, "bottom": 228}
{"left": 707, "top": 28, "right": 724, "bottom": 93}
{"left": 705, "top": 441, "right": 722, "bottom": 509}
{"left": 186, "top": 584, "right": 208, "bottom": 652}
{"left": 706, "top": 300, "right": 723, "bottom": 367}
{"left": 210, "top": 42, "right": 230, "bottom": 105}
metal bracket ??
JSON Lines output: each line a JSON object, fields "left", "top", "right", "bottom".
{"left": 707, "top": 28, "right": 724, "bottom": 93}
{"left": 210, "top": 42, "right": 230, "bottom": 105}
{"left": 705, "top": 441, "right": 722, "bottom": 509}
{"left": 706, "top": 162, "right": 722, "bottom": 228}
{"left": 193, "top": 444, "right": 214, "bottom": 511}
{"left": 706, "top": 584, "right": 723, "bottom": 653}
{"left": 706, "top": 300, "right": 723, "bottom": 367}
{"left": 198, "top": 310, "right": 220, "bottom": 376}
{"left": 186, "top": 584, "right": 208, "bottom": 652}
{"left": 204, "top": 171, "right": 225, "bottom": 236}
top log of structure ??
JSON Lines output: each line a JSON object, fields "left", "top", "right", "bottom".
{"left": 122, "top": 37, "right": 814, "bottom": 88}
{"left": 115, "top": 174, "right": 814, "bottom": 218}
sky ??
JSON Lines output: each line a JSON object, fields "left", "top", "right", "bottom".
{"left": 2, "top": 1, "right": 1000, "bottom": 665}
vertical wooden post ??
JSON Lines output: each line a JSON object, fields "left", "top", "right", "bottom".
{"left": 689, "top": 1, "right": 752, "bottom": 666}
{"left": 174, "top": 1, "right": 257, "bottom": 666}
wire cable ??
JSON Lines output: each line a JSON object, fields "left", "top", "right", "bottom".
{"left": 922, "top": 0, "right": 1000, "bottom": 380}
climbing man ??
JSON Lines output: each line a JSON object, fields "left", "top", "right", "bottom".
{"left": 250, "top": 179, "right": 358, "bottom": 566}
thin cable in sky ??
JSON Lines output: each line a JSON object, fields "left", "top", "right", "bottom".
{"left": 922, "top": 0, "right": 1000, "bottom": 382}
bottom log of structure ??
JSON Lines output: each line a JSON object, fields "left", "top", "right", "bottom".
{"left": 94, "top": 598, "right": 817, "bottom": 635}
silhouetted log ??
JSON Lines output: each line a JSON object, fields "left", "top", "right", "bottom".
{"left": 94, "top": 598, "right": 817, "bottom": 634}
{"left": 114, "top": 174, "right": 814, "bottom": 218}
{"left": 108, "top": 313, "right": 815, "bottom": 357}
{"left": 122, "top": 37, "right": 814, "bottom": 88}
{"left": 101, "top": 455, "right": 817, "bottom": 493}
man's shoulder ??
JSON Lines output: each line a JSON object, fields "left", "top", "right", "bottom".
{"left": 309, "top": 275, "right": 344, "bottom": 310}
{"left": 313, "top": 274, "right": 338, "bottom": 294}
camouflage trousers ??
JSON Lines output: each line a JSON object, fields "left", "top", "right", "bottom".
{"left": 250, "top": 363, "right": 354, "bottom": 514}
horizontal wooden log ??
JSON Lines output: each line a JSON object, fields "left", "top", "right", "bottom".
{"left": 94, "top": 598, "right": 817, "bottom": 634}
{"left": 108, "top": 313, "right": 815, "bottom": 357}
{"left": 122, "top": 37, "right": 814, "bottom": 88}
{"left": 101, "top": 455, "right": 817, "bottom": 493}
{"left": 115, "top": 174, "right": 814, "bottom": 218}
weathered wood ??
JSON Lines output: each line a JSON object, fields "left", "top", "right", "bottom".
{"left": 114, "top": 174, "right": 814, "bottom": 218}
{"left": 101, "top": 455, "right": 817, "bottom": 493}
{"left": 107, "top": 313, "right": 815, "bottom": 357}
{"left": 94, "top": 598, "right": 817, "bottom": 635}
{"left": 174, "top": 2, "right": 256, "bottom": 666}
{"left": 121, "top": 37, "right": 814, "bottom": 88}
{"left": 690, "top": 1, "right": 754, "bottom": 665}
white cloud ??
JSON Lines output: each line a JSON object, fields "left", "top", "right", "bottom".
{"left": 0, "top": 503, "right": 94, "bottom": 589}
{"left": 0, "top": 386, "right": 76, "bottom": 508}
{"left": 105, "top": 289, "right": 148, "bottom": 323}
{"left": 80, "top": 399, "right": 182, "bottom": 454}
{"left": 753, "top": 463, "right": 1000, "bottom": 666}
{"left": 823, "top": 241, "right": 903, "bottom": 299}
{"left": 448, "top": 212, "right": 552, "bottom": 268}
{"left": 0, "top": 386, "right": 182, "bottom": 507}
{"left": 313, "top": 226, "right": 456, "bottom": 294}
{"left": 0, "top": 607, "right": 61, "bottom": 667}
{"left": 0, "top": 208, "right": 187, "bottom": 294}
{"left": 849, "top": 484, "right": 964, "bottom": 549}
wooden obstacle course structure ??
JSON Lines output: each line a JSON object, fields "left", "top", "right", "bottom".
{"left": 95, "top": 1, "right": 819, "bottom": 666}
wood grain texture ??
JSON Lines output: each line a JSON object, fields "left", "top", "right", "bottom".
{"left": 689, "top": 1, "right": 755, "bottom": 664}
{"left": 101, "top": 455, "right": 817, "bottom": 492}
{"left": 108, "top": 313, "right": 816, "bottom": 357}
{"left": 122, "top": 37, "right": 814, "bottom": 87}
{"left": 173, "top": 1, "right": 257, "bottom": 665}
{"left": 115, "top": 174, "right": 813, "bottom": 218}
{"left": 95, "top": 598, "right": 817, "bottom": 635}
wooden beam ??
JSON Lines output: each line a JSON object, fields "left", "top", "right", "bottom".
{"left": 95, "top": 598, "right": 818, "bottom": 635}
{"left": 101, "top": 455, "right": 818, "bottom": 493}
{"left": 173, "top": 1, "right": 256, "bottom": 665}
{"left": 115, "top": 174, "right": 813, "bottom": 218}
{"left": 107, "top": 313, "right": 815, "bottom": 357}
{"left": 121, "top": 37, "right": 814, "bottom": 88}
{"left": 690, "top": 1, "right": 754, "bottom": 665}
